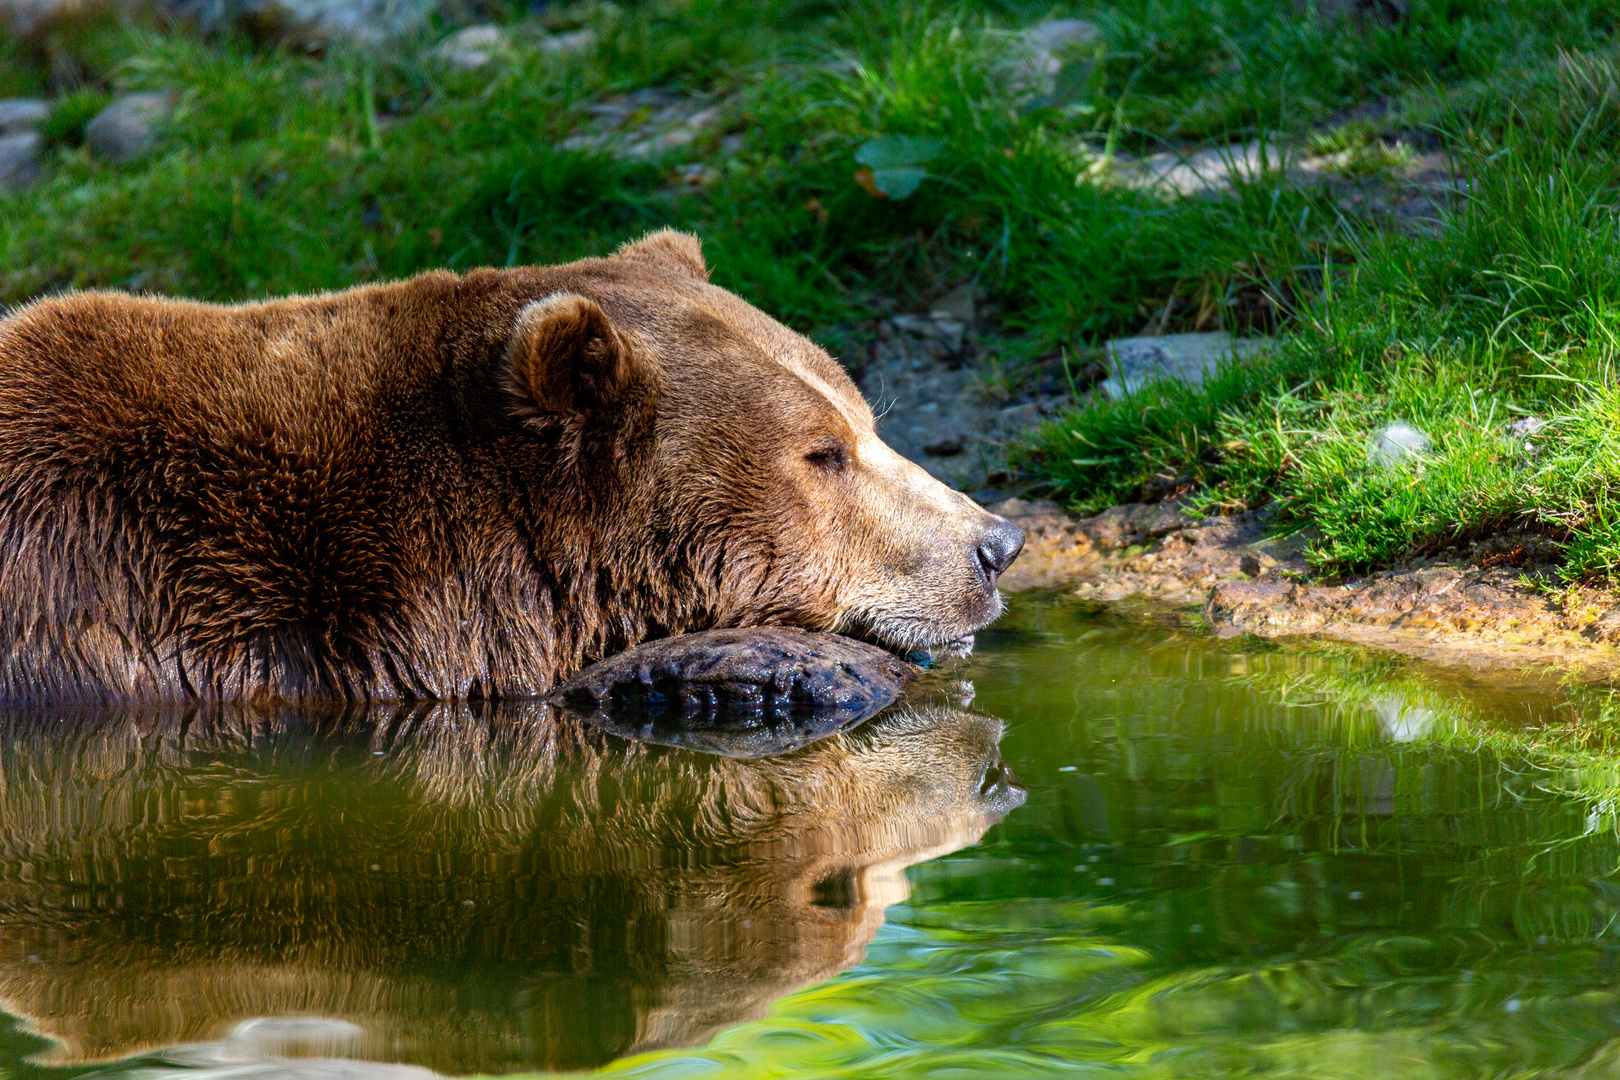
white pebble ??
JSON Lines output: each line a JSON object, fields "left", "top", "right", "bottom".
{"left": 1367, "top": 422, "right": 1432, "bottom": 468}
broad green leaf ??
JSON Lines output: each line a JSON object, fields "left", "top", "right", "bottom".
{"left": 869, "top": 166, "right": 929, "bottom": 199}
{"left": 855, "top": 135, "right": 945, "bottom": 170}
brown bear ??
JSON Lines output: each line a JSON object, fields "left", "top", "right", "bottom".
{"left": 0, "top": 695, "right": 1022, "bottom": 1073}
{"left": 0, "top": 231, "right": 1023, "bottom": 703}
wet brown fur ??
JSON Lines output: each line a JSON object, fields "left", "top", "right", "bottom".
{"left": 0, "top": 231, "right": 1009, "bottom": 703}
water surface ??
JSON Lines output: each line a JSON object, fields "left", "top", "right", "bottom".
{"left": 3, "top": 595, "right": 1620, "bottom": 1078}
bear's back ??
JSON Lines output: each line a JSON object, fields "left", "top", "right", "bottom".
{"left": 0, "top": 272, "right": 549, "bottom": 704}
{"left": 0, "top": 276, "right": 467, "bottom": 465}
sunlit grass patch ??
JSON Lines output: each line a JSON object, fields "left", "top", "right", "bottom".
{"left": 1019, "top": 71, "right": 1620, "bottom": 578}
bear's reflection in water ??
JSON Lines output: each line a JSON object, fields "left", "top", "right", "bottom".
{"left": 0, "top": 694, "right": 1023, "bottom": 1075}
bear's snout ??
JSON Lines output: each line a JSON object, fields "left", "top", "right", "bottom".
{"left": 973, "top": 520, "right": 1025, "bottom": 591}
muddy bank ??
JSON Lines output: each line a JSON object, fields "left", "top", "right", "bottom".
{"left": 992, "top": 497, "right": 1620, "bottom": 677}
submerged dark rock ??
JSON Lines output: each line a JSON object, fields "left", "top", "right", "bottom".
{"left": 551, "top": 627, "right": 918, "bottom": 758}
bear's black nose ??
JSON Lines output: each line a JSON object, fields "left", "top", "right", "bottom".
{"left": 975, "top": 520, "right": 1025, "bottom": 588}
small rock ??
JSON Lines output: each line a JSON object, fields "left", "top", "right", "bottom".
{"left": 180, "top": 0, "right": 439, "bottom": 47}
{"left": 930, "top": 282, "right": 976, "bottom": 325}
{"left": 0, "top": 0, "right": 76, "bottom": 37}
{"left": 1127, "top": 501, "right": 1187, "bottom": 539}
{"left": 85, "top": 91, "right": 178, "bottom": 164}
{"left": 538, "top": 27, "right": 595, "bottom": 56}
{"left": 1367, "top": 422, "right": 1432, "bottom": 468}
{"left": 682, "top": 105, "right": 720, "bottom": 132}
{"left": 931, "top": 317, "right": 965, "bottom": 355}
{"left": 1021, "top": 18, "right": 1100, "bottom": 52}
{"left": 675, "top": 162, "right": 717, "bottom": 185}
{"left": 433, "top": 23, "right": 505, "bottom": 70}
{"left": 0, "top": 98, "right": 47, "bottom": 136}
{"left": 924, "top": 437, "right": 964, "bottom": 457}
{"left": 1505, "top": 416, "right": 1547, "bottom": 439}
{"left": 559, "top": 132, "right": 605, "bottom": 153}
{"left": 1118, "top": 141, "right": 1288, "bottom": 197}
{"left": 1101, "top": 331, "right": 1269, "bottom": 399}
{"left": 1007, "top": 18, "right": 1100, "bottom": 95}
{"left": 0, "top": 130, "right": 40, "bottom": 193}
{"left": 995, "top": 402, "right": 1041, "bottom": 435}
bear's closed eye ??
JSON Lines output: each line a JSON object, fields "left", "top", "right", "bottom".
{"left": 805, "top": 444, "right": 848, "bottom": 471}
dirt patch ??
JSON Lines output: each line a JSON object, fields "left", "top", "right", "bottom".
{"left": 992, "top": 497, "right": 1620, "bottom": 677}
{"left": 857, "top": 310, "right": 1071, "bottom": 496}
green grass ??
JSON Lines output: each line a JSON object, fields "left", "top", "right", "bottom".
{"left": 1023, "top": 112, "right": 1620, "bottom": 577}
{"left": 10, "top": 0, "right": 1620, "bottom": 575}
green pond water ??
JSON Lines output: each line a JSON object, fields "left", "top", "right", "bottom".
{"left": 5, "top": 594, "right": 1620, "bottom": 1078}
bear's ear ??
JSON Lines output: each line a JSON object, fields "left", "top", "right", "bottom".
{"left": 614, "top": 228, "right": 709, "bottom": 281}
{"left": 506, "top": 293, "right": 647, "bottom": 416}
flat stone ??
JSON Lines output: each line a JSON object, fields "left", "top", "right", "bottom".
{"left": 538, "top": 27, "right": 595, "bottom": 56}
{"left": 1101, "top": 331, "right": 1269, "bottom": 399}
{"left": 550, "top": 628, "right": 918, "bottom": 759}
{"left": 0, "top": 130, "right": 40, "bottom": 193}
{"left": 1129, "top": 501, "right": 1190, "bottom": 539}
{"left": 6, "top": 0, "right": 440, "bottom": 45}
{"left": 432, "top": 23, "right": 505, "bottom": 69}
{"left": 86, "top": 91, "right": 178, "bottom": 164}
{"left": 1120, "top": 141, "right": 1287, "bottom": 196}
{"left": 212, "top": 0, "right": 437, "bottom": 45}
{"left": 0, "top": 0, "right": 68, "bottom": 36}
{"left": 929, "top": 282, "right": 976, "bottom": 325}
{"left": 0, "top": 98, "right": 47, "bottom": 136}
{"left": 1006, "top": 18, "right": 1100, "bottom": 95}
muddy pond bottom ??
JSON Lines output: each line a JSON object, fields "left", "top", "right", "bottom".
{"left": 4, "top": 595, "right": 1620, "bottom": 1078}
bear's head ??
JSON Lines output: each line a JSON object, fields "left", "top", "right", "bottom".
{"left": 500, "top": 230, "right": 1024, "bottom": 656}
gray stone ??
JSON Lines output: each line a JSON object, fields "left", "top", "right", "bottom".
{"left": 1119, "top": 141, "right": 1287, "bottom": 197}
{"left": 537, "top": 27, "right": 595, "bottom": 57}
{"left": 3, "top": 0, "right": 441, "bottom": 46}
{"left": 1006, "top": 18, "right": 1100, "bottom": 95}
{"left": 1367, "top": 422, "right": 1432, "bottom": 468}
{"left": 1505, "top": 416, "right": 1547, "bottom": 439}
{"left": 182, "top": 0, "right": 437, "bottom": 45}
{"left": 432, "top": 23, "right": 505, "bottom": 70}
{"left": 0, "top": 0, "right": 76, "bottom": 37}
{"left": 85, "top": 91, "right": 177, "bottom": 164}
{"left": 1101, "top": 331, "right": 1269, "bottom": 399}
{"left": 930, "top": 281, "right": 975, "bottom": 325}
{"left": 1130, "top": 502, "right": 1189, "bottom": 539}
{"left": 0, "top": 130, "right": 41, "bottom": 193}
{"left": 0, "top": 98, "right": 48, "bottom": 136}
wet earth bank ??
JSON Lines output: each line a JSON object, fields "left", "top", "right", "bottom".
{"left": 991, "top": 497, "right": 1620, "bottom": 676}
